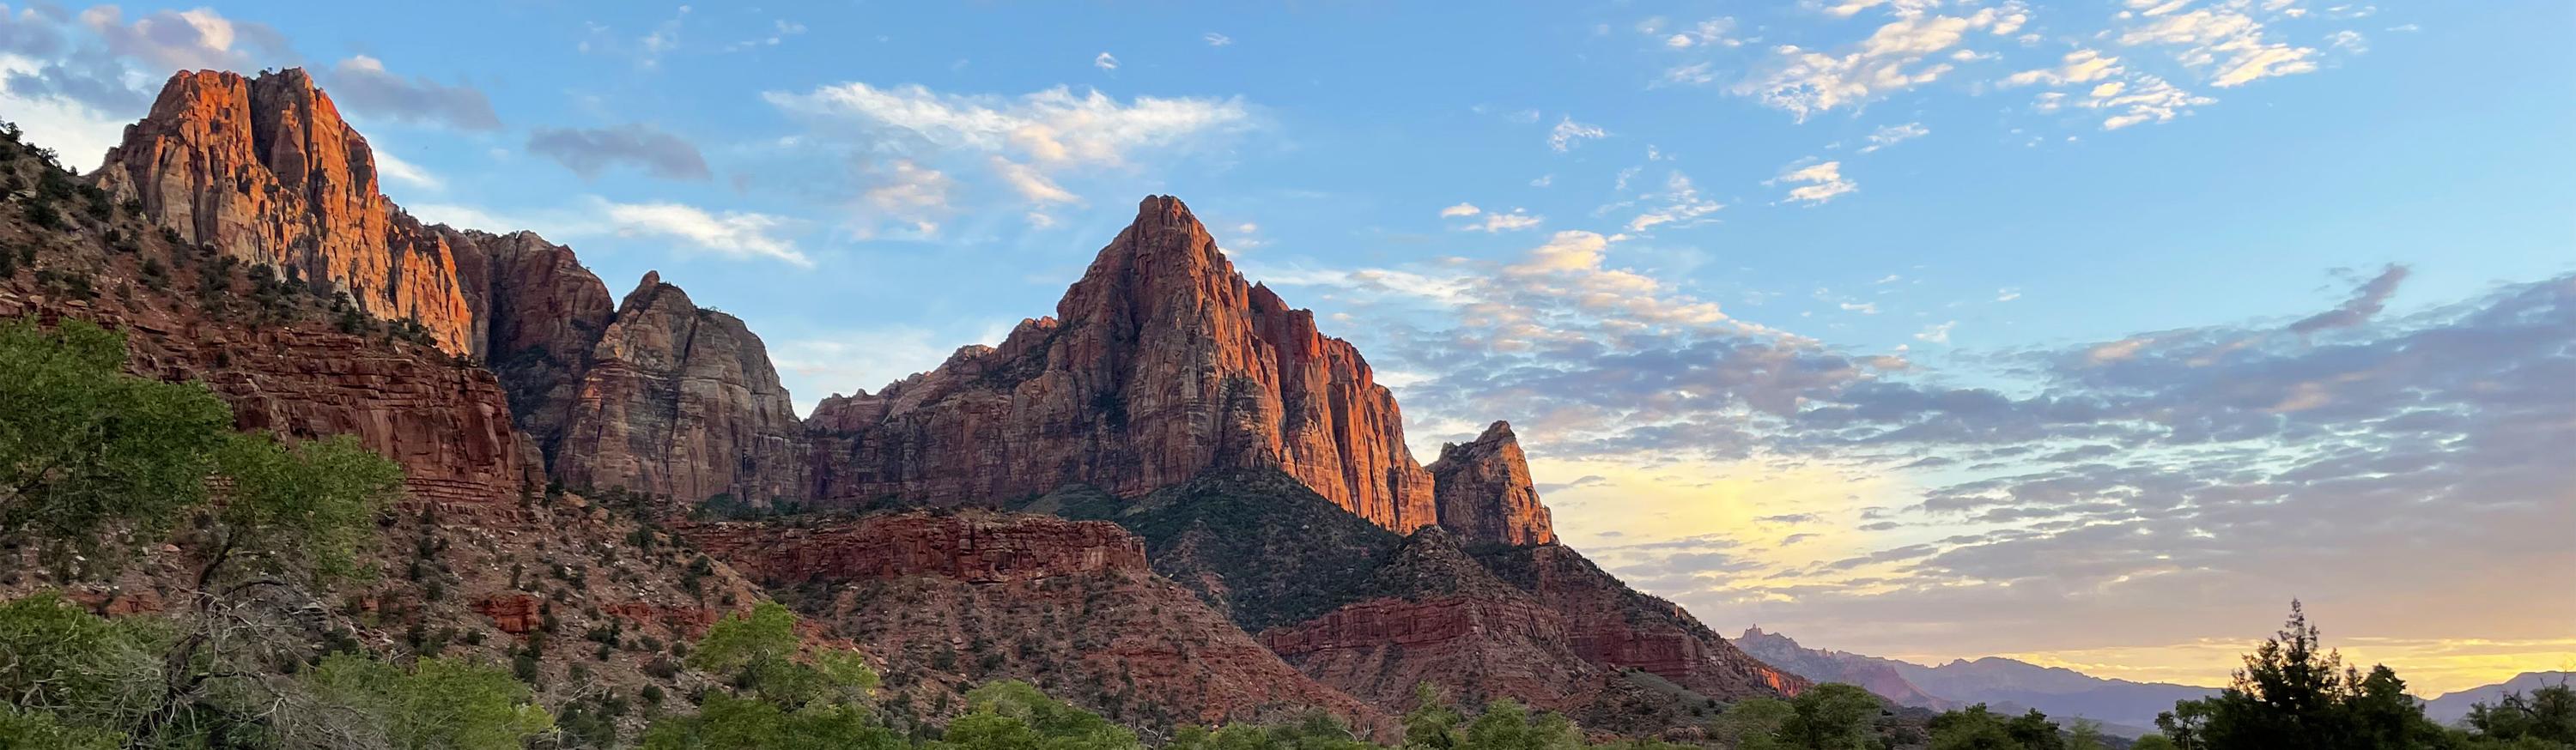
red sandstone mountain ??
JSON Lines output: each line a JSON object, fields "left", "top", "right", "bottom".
{"left": 94, "top": 69, "right": 483, "bottom": 354}
{"left": 37, "top": 67, "right": 1819, "bottom": 737}
{"left": 807, "top": 197, "right": 1443, "bottom": 533}
{"left": 99, "top": 69, "right": 808, "bottom": 505}
{"left": 807, "top": 197, "right": 1557, "bottom": 547}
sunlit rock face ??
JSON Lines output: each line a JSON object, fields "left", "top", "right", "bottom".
{"left": 808, "top": 196, "right": 1448, "bottom": 532}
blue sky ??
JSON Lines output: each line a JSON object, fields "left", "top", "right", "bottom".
{"left": 3, "top": 0, "right": 2571, "bottom": 693}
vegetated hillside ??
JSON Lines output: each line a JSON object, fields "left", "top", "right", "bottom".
{"left": 1035, "top": 467, "right": 1406, "bottom": 632}
{"left": 679, "top": 510, "right": 1390, "bottom": 739}
{"left": 0, "top": 119, "right": 808, "bottom": 744}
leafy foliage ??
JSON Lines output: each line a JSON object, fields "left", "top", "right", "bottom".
{"left": 1704, "top": 683, "right": 1884, "bottom": 750}
{"left": 2461, "top": 684, "right": 2576, "bottom": 747}
{"left": 1926, "top": 705, "right": 2065, "bottom": 750}
{"left": 0, "top": 319, "right": 232, "bottom": 559}
{"left": 643, "top": 601, "right": 894, "bottom": 749}
{"left": 1042, "top": 469, "right": 1402, "bottom": 631}
{"left": 297, "top": 653, "right": 555, "bottom": 748}
{"left": 0, "top": 592, "right": 167, "bottom": 735}
{"left": 204, "top": 432, "right": 404, "bottom": 584}
{"left": 2154, "top": 602, "right": 2449, "bottom": 749}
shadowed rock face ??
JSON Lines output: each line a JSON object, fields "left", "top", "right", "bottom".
{"left": 445, "top": 228, "right": 616, "bottom": 467}
{"left": 809, "top": 197, "right": 1556, "bottom": 542}
{"left": 1429, "top": 421, "right": 1557, "bottom": 545}
{"left": 679, "top": 511, "right": 1391, "bottom": 735}
{"left": 556, "top": 273, "right": 808, "bottom": 505}
{"left": 96, "top": 69, "right": 483, "bottom": 354}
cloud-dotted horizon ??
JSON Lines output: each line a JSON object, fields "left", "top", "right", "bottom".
{"left": 1268, "top": 243, "right": 2572, "bottom": 693}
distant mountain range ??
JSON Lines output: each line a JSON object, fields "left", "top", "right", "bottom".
{"left": 2424, "top": 672, "right": 2574, "bottom": 726}
{"left": 1736, "top": 627, "right": 2219, "bottom": 737}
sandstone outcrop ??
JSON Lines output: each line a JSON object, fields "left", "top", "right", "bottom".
{"left": 95, "top": 69, "right": 481, "bottom": 354}
{"left": 0, "top": 289, "right": 534, "bottom": 505}
{"left": 555, "top": 273, "right": 807, "bottom": 505}
{"left": 811, "top": 197, "right": 1468, "bottom": 536}
{"left": 1428, "top": 421, "right": 1556, "bottom": 545}
{"left": 679, "top": 511, "right": 1147, "bottom": 584}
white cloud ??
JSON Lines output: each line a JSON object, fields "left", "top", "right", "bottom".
{"left": 1841, "top": 301, "right": 1880, "bottom": 314}
{"left": 2326, "top": 29, "right": 2366, "bottom": 52}
{"left": 2004, "top": 49, "right": 2126, "bottom": 87}
{"left": 1774, "top": 160, "right": 1859, "bottom": 204}
{"left": 1730, "top": 9, "right": 2022, "bottom": 119}
{"left": 1857, "top": 122, "right": 1929, "bottom": 153}
{"left": 1997, "top": 287, "right": 2023, "bottom": 302}
{"left": 2116, "top": 1, "right": 2318, "bottom": 88}
{"left": 1626, "top": 171, "right": 1724, "bottom": 232}
{"left": 990, "top": 156, "right": 1078, "bottom": 204}
{"left": 372, "top": 149, "right": 443, "bottom": 191}
{"left": 1093, "top": 51, "right": 1118, "bottom": 70}
{"left": 860, "top": 160, "right": 953, "bottom": 235}
{"left": 76, "top": 5, "right": 283, "bottom": 72}
{"left": 1440, "top": 203, "right": 1484, "bottom": 218}
{"left": 2092, "top": 75, "right": 2215, "bottom": 129}
{"left": 1915, "top": 320, "right": 1958, "bottom": 343}
{"left": 1458, "top": 208, "right": 1543, "bottom": 233}
{"left": 1530, "top": 174, "right": 1553, "bottom": 187}
{"left": 766, "top": 82, "right": 1249, "bottom": 167}
{"left": 1203, "top": 32, "right": 1233, "bottom": 46}
{"left": 604, "top": 200, "right": 811, "bottom": 267}
{"left": 1549, "top": 116, "right": 1607, "bottom": 152}
{"left": 1661, "top": 17, "right": 1744, "bottom": 49}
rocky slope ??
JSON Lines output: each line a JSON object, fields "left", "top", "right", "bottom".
{"left": 1473, "top": 545, "right": 1811, "bottom": 702}
{"left": 679, "top": 511, "right": 1389, "bottom": 735}
{"left": 1257, "top": 528, "right": 1717, "bottom": 735}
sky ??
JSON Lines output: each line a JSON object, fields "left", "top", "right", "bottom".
{"left": 2, "top": 0, "right": 2570, "bottom": 696}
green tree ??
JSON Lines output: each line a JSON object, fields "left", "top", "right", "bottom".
{"left": 2462, "top": 684, "right": 2576, "bottom": 747}
{"left": 0, "top": 592, "right": 166, "bottom": 738}
{"left": 2154, "top": 601, "right": 2445, "bottom": 750}
{"left": 1710, "top": 697, "right": 1794, "bottom": 750}
{"left": 0, "top": 319, "right": 231, "bottom": 563}
{"left": 137, "top": 431, "right": 404, "bottom": 742}
{"left": 1457, "top": 699, "right": 1579, "bottom": 750}
{"left": 642, "top": 602, "right": 896, "bottom": 750}
{"left": 199, "top": 432, "right": 404, "bottom": 587}
{"left": 2129, "top": 735, "right": 2179, "bottom": 750}
{"left": 1405, "top": 683, "right": 1467, "bottom": 750}
{"left": 295, "top": 653, "right": 553, "bottom": 748}
{"left": 0, "top": 704, "right": 122, "bottom": 750}
{"left": 1929, "top": 705, "right": 2022, "bottom": 750}
{"left": 1779, "top": 684, "right": 1880, "bottom": 750}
